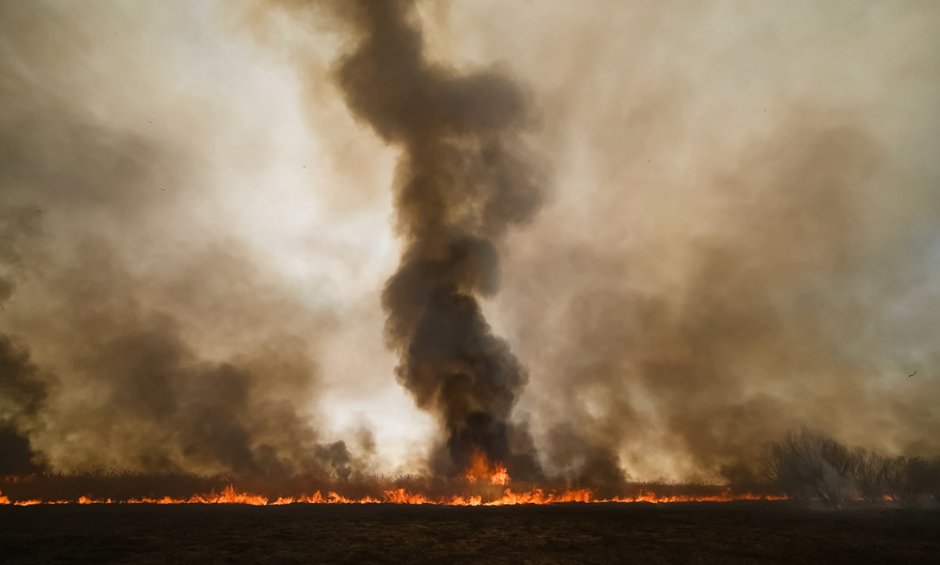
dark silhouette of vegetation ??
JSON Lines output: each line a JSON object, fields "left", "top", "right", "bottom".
{"left": 763, "top": 428, "right": 940, "bottom": 506}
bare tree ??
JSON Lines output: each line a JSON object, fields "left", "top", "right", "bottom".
{"left": 763, "top": 428, "right": 939, "bottom": 507}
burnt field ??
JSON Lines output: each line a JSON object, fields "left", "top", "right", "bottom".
{"left": 1, "top": 502, "right": 938, "bottom": 564}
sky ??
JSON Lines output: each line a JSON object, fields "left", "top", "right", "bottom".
{"left": 1, "top": 0, "right": 938, "bottom": 484}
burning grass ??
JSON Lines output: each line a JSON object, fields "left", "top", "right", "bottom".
{"left": 0, "top": 472, "right": 784, "bottom": 507}
{"left": 4, "top": 429, "right": 936, "bottom": 508}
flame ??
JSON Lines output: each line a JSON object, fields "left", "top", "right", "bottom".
{"left": 464, "top": 450, "right": 511, "bottom": 485}
{"left": 0, "top": 486, "right": 786, "bottom": 506}
{"left": 609, "top": 490, "right": 787, "bottom": 504}
{"left": 489, "top": 465, "right": 510, "bottom": 486}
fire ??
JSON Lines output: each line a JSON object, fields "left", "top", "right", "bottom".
{"left": 464, "top": 450, "right": 511, "bottom": 486}
{"left": 609, "top": 490, "right": 786, "bottom": 504}
{"left": 0, "top": 486, "right": 786, "bottom": 506}
{"left": 489, "top": 465, "right": 510, "bottom": 486}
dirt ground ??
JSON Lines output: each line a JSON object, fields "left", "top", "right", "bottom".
{"left": 1, "top": 502, "right": 938, "bottom": 564}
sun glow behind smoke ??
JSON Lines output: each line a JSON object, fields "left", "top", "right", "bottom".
{"left": 165, "top": 7, "right": 437, "bottom": 476}
{"left": 0, "top": 0, "right": 433, "bottom": 477}
{"left": 1, "top": 0, "right": 938, "bottom": 488}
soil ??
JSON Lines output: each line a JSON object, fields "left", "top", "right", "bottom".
{"left": 1, "top": 501, "right": 938, "bottom": 564}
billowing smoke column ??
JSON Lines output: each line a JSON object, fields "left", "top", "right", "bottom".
{"left": 330, "top": 1, "right": 542, "bottom": 477}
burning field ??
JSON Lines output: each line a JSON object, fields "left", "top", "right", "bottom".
{"left": 0, "top": 460, "right": 785, "bottom": 507}
{"left": 1, "top": 0, "right": 940, "bottom": 562}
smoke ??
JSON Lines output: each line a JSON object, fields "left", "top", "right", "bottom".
{"left": 311, "top": 0, "right": 545, "bottom": 478}
{"left": 0, "top": 1, "right": 365, "bottom": 480}
{"left": 485, "top": 2, "right": 940, "bottom": 483}
{"left": 0, "top": 335, "right": 48, "bottom": 474}
{"left": 1, "top": 201, "right": 50, "bottom": 474}
{"left": 1, "top": 1, "right": 938, "bottom": 490}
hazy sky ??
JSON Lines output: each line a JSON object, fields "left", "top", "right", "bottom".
{"left": 1, "top": 1, "right": 938, "bottom": 482}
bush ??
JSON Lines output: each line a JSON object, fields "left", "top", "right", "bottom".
{"left": 762, "top": 428, "right": 939, "bottom": 506}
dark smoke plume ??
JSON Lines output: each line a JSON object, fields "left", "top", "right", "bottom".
{"left": 0, "top": 207, "right": 49, "bottom": 474}
{"left": 3, "top": 0, "right": 937, "bottom": 494}
{"left": 0, "top": 335, "right": 48, "bottom": 474}
{"left": 327, "top": 1, "right": 543, "bottom": 477}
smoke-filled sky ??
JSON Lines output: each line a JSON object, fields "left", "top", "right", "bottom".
{"left": 1, "top": 0, "right": 939, "bottom": 485}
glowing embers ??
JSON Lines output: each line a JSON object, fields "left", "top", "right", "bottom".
{"left": 464, "top": 450, "right": 510, "bottom": 486}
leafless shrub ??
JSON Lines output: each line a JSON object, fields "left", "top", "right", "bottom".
{"left": 762, "top": 428, "right": 939, "bottom": 507}
{"left": 762, "top": 428, "right": 855, "bottom": 505}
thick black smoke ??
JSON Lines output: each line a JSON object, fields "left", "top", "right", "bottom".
{"left": 327, "top": 1, "right": 543, "bottom": 477}
{"left": 0, "top": 335, "right": 48, "bottom": 474}
{"left": 0, "top": 208, "right": 49, "bottom": 474}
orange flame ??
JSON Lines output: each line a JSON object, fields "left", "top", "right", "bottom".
{"left": 0, "top": 486, "right": 786, "bottom": 506}
{"left": 464, "top": 450, "right": 511, "bottom": 485}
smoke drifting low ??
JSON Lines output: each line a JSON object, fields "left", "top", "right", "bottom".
{"left": 517, "top": 118, "right": 892, "bottom": 485}
{"left": 0, "top": 1, "right": 363, "bottom": 480}
{"left": 487, "top": 3, "right": 940, "bottom": 484}
{"left": 0, "top": 335, "right": 47, "bottom": 474}
{"left": 1, "top": 0, "right": 938, "bottom": 495}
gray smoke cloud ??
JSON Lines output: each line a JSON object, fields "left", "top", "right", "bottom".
{"left": 486, "top": 3, "right": 940, "bottom": 484}
{"left": 0, "top": 1, "right": 361, "bottom": 480}
{"left": 318, "top": 0, "right": 544, "bottom": 478}
{"left": 2, "top": 0, "right": 938, "bottom": 492}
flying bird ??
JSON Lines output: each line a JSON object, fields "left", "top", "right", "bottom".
{"left": 908, "top": 370, "right": 917, "bottom": 378}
